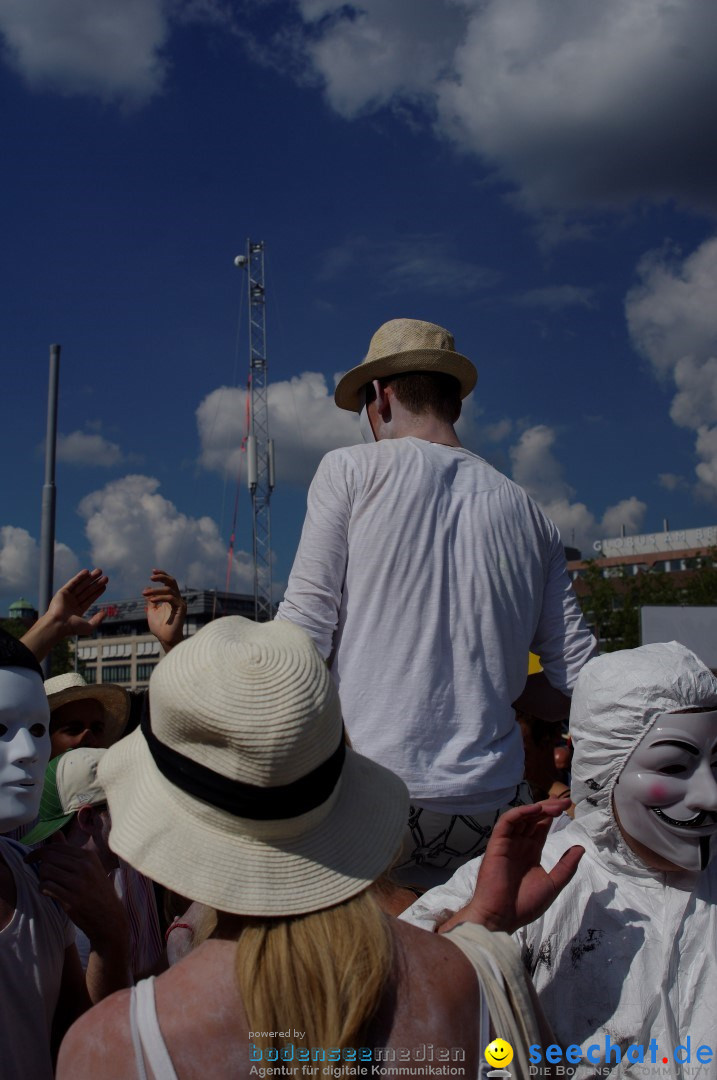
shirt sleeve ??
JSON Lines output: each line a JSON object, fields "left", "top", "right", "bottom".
{"left": 531, "top": 524, "right": 598, "bottom": 694}
{"left": 399, "top": 857, "right": 482, "bottom": 930}
{"left": 276, "top": 452, "right": 354, "bottom": 659}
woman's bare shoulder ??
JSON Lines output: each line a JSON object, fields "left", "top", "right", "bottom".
{"left": 392, "top": 916, "right": 481, "bottom": 981}
{"left": 57, "top": 987, "right": 134, "bottom": 1080}
{"left": 57, "top": 942, "right": 241, "bottom": 1078}
{"left": 387, "top": 919, "right": 483, "bottom": 1047}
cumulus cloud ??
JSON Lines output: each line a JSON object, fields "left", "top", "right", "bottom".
{"left": 0, "top": 0, "right": 174, "bottom": 104}
{"left": 296, "top": 0, "right": 465, "bottom": 118}
{"left": 291, "top": 0, "right": 717, "bottom": 218}
{"left": 479, "top": 418, "right": 513, "bottom": 444}
{"left": 0, "top": 525, "right": 79, "bottom": 597}
{"left": 626, "top": 236, "right": 717, "bottom": 498}
{"left": 658, "top": 472, "right": 690, "bottom": 493}
{"left": 509, "top": 424, "right": 646, "bottom": 552}
{"left": 197, "top": 372, "right": 360, "bottom": 488}
{"left": 77, "top": 474, "right": 253, "bottom": 596}
{"left": 56, "top": 430, "right": 124, "bottom": 468}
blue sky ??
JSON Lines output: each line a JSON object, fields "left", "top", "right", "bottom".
{"left": 3, "top": 0, "right": 717, "bottom": 613}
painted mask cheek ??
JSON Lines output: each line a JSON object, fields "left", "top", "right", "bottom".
{"left": 647, "top": 782, "right": 672, "bottom": 803}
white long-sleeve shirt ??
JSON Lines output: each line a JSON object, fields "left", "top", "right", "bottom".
{"left": 277, "top": 438, "right": 596, "bottom": 808}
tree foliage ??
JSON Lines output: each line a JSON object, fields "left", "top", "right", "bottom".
{"left": 0, "top": 618, "right": 75, "bottom": 676}
{"left": 577, "top": 550, "right": 717, "bottom": 651}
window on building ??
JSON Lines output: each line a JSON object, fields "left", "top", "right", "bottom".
{"left": 136, "top": 663, "right": 157, "bottom": 681}
{"left": 82, "top": 666, "right": 97, "bottom": 684}
{"left": 101, "top": 642, "right": 131, "bottom": 659}
{"left": 102, "top": 665, "right": 131, "bottom": 683}
{"left": 137, "top": 641, "right": 160, "bottom": 657}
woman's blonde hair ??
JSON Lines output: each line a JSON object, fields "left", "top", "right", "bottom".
{"left": 236, "top": 886, "right": 393, "bottom": 1052}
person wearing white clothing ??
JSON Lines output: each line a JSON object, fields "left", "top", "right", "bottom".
{"left": 0, "top": 630, "right": 128, "bottom": 1080}
{"left": 402, "top": 642, "right": 717, "bottom": 1077}
{"left": 277, "top": 317, "right": 596, "bottom": 887}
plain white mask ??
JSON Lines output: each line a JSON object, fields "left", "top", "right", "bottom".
{"left": 613, "top": 709, "right": 717, "bottom": 872}
{"left": 0, "top": 667, "right": 51, "bottom": 831}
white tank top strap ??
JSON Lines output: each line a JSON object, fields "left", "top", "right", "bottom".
{"left": 443, "top": 923, "right": 556, "bottom": 1080}
{"left": 128, "top": 977, "right": 180, "bottom": 1080}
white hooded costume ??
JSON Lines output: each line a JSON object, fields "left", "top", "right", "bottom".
{"left": 402, "top": 642, "right": 717, "bottom": 1078}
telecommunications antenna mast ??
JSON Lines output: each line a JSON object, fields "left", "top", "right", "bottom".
{"left": 234, "top": 240, "right": 275, "bottom": 621}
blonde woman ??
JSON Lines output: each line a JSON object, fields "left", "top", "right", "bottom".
{"left": 57, "top": 618, "right": 572, "bottom": 1079}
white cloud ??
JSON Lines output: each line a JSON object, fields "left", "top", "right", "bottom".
{"left": 600, "top": 497, "right": 649, "bottom": 541}
{"left": 658, "top": 472, "right": 690, "bottom": 493}
{"left": 291, "top": 0, "right": 717, "bottom": 218}
{"left": 296, "top": 0, "right": 465, "bottom": 118}
{"left": 0, "top": 0, "right": 174, "bottom": 105}
{"left": 479, "top": 418, "right": 512, "bottom": 444}
{"left": 77, "top": 474, "right": 253, "bottom": 596}
{"left": 509, "top": 424, "right": 646, "bottom": 551}
{"left": 0, "top": 525, "right": 79, "bottom": 597}
{"left": 56, "top": 430, "right": 124, "bottom": 468}
{"left": 626, "top": 236, "right": 717, "bottom": 498}
{"left": 197, "top": 372, "right": 360, "bottom": 488}
{"left": 694, "top": 427, "right": 717, "bottom": 499}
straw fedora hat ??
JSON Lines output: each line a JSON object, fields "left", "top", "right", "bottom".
{"left": 44, "top": 672, "right": 130, "bottom": 746}
{"left": 334, "top": 317, "right": 477, "bottom": 413}
{"left": 98, "top": 617, "right": 408, "bottom": 917}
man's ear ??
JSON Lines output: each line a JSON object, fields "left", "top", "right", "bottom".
{"left": 375, "top": 380, "right": 392, "bottom": 422}
{"left": 75, "top": 804, "right": 103, "bottom": 837}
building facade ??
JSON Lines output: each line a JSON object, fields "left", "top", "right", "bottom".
{"left": 567, "top": 524, "right": 717, "bottom": 651}
{"left": 567, "top": 524, "right": 717, "bottom": 582}
{"left": 77, "top": 589, "right": 257, "bottom": 690}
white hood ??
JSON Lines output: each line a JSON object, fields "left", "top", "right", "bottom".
{"left": 569, "top": 641, "right": 717, "bottom": 876}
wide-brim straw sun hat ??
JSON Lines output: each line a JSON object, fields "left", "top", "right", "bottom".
{"left": 334, "top": 317, "right": 478, "bottom": 413}
{"left": 98, "top": 616, "right": 409, "bottom": 917}
{"left": 44, "top": 672, "right": 130, "bottom": 746}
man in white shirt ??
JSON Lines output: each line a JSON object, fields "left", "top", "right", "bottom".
{"left": 277, "top": 317, "right": 596, "bottom": 887}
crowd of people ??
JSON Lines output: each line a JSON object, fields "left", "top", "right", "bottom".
{"left": 2, "top": 318, "right": 715, "bottom": 1080}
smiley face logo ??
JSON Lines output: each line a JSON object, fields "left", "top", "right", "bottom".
{"left": 484, "top": 1039, "right": 514, "bottom": 1069}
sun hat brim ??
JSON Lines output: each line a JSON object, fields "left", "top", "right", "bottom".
{"left": 48, "top": 684, "right": 130, "bottom": 746}
{"left": 334, "top": 348, "right": 478, "bottom": 413}
{"left": 21, "top": 812, "right": 74, "bottom": 846}
{"left": 99, "top": 727, "right": 409, "bottom": 917}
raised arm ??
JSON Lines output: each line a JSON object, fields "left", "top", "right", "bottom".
{"left": 142, "top": 569, "right": 187, "bottom": 654}
{"left": 276, "top": 453, "right": 352, "bottom": 659}
{"left": 438, "top": 799, "right": 584, "bottom": 935}
{"left": 21, "top": 569, "right": 108, "bottom": 662}
{"left": 27, "top": 835, "right": 131, "bottom": 1003}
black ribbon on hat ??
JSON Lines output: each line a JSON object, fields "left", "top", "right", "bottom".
{"left": 140, "top": 710, "right": 346, "bottom": 820}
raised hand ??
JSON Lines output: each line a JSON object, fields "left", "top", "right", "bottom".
{"left": 27, "top": 832, "right": 126, "bottom": 943}
{"left": 45, "top": 568, "right": 109, "bottom": 637}
{"left": 21, "top": 569, "right": 109, "bottom": 661}
{"left": 438, "top": 798, "right": 584, "bottom": 936}
{"left": 142, "top": 569, "right": 187, "bottom": 653}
